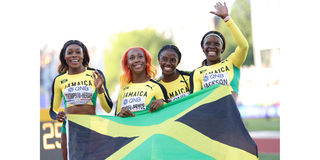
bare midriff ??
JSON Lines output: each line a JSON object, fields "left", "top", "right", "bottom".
{"left": 66, "top": 105, "right": 96, "bottom": 115}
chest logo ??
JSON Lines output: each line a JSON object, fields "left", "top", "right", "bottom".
{"left": 61, "top": 79, "right": 68, "bottom": 84}
{"left": 146, "top": 85, "right": 154, "bottom": 90}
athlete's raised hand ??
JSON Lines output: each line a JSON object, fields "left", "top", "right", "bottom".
{"left": 149, "top": 99, "right": 164, "bottom": 113}
{"left": 210, "top": 2, "right": 229, "bottom": 19}
{"left": 93, "top": 70, "right": 104, "bottom": 94}
{"left": 118, "top": 107, "right": 135, "bottom": 117}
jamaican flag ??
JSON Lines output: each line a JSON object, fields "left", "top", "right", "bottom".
{"left": 66, "top": 85, "right": 258, "bottom": 160}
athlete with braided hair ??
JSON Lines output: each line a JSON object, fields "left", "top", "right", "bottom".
{"left": 157, "top": 44, "right": 191, "bottom": 102}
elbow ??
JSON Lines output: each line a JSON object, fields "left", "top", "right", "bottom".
{"left": 239, "top": 41, "right": 249, "bottom": 54}
{"left": 49, "top": 109, "right": 57, "bottom": 120}
{"left": 242, "top": 41, "right": 249, "bottom": 52}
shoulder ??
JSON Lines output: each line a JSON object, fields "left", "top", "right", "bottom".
{"left": 149, "top": 79, "right": 163, "bottom": 87}
{"left": 87, "top": 67, "right": 105, "bottom": 75}
{"left": 155, "top": 77, "right": 162, "bottom": 83}
{"left": 149, "top": 79, "right": 166, "bottom": 90}
{"left": 178, "top": 70, "right": 191, "bottom": 76}
{"left": 53, "top": 72, "right": 66, "bottom": 81}
{"left": 192, "top": 66, "right": 207, "bottom": 75}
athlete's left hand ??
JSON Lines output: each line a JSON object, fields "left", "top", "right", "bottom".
{"left": 210, "top": 2, "right": 229, "bottom": 19}
{"left": 149, "top": 99, "right": 164, "bottom": 112}
{"left": 93, "top": 70, "right": 104, "bottom": 93}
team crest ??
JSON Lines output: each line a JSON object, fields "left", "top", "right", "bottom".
{"left": 61, "top": 79, "right": 68, "bottom": 84}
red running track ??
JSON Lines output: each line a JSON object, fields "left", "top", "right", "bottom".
{"left": 253, "top": 138, "right": 280, "bottom": 154}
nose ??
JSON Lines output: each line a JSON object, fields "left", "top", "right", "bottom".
{"left": 208, "top": 43, "right": 215, "bottom": 48}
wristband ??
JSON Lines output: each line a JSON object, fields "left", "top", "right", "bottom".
{"left": 224, "top": 16, "right": 231, "bottom": 22}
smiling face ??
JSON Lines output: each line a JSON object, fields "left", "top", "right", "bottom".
{"left": 126, "top": 48, "right": 147, "bottom": 74}
{"left": 202, "top": 35, "right": 224, "bottom": 65}
{"left": 64, "top": 44, "right": 84, "bottom": 70}
{"left": 159, "top": 49, "right": 179, "bottom": 76}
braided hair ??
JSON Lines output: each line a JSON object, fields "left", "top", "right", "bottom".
{"left": 157, "top": 44, "right": 182, "bottom": 64}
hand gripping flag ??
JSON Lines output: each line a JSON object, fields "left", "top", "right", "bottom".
{"left": 66, "top": 85, "right": 258, "bottom": 160}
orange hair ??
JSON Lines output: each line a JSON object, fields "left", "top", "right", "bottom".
{"left": 120, "top": 47, "right": 157, "bottom": 87}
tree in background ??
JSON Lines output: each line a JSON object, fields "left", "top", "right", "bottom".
{"left": 104, "top": 28, "right": 174, "bottom": 94}
{"left": 215, "top": 0, "right": 254, "bottom": 66}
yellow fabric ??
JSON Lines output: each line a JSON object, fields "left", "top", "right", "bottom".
{"left": 191, "top": 18, "right": 248, "bottom": 93}
{"left": 226, "top": 18, "right": 249, "bottom": 68}
{"left": 159, "top": 73, "right": 190, "bottom": 102}
{"left": 116, "top": 80, "right": 167, "bottom": 114}
{"left": 68, "top": 85, "right": 257, "bottom": 160}
{"left": 50, "top": 68, "right": 112, "bottom": 115}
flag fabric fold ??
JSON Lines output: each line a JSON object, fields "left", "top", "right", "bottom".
{"left": 67, "top": 85, "right": 258, "bottom": 160}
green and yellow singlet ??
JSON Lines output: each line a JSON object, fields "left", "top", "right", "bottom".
{"left": 159, "top": 70, "right": 191, "bottom": 102}
{"left": 116, "top": 79, "right": 168, "bottom": 114}
{"left": 49, "top": 67, "right": 113, "bottom": 120}
{"left": 190, "top": 18, "right": 248, "bottom": 94}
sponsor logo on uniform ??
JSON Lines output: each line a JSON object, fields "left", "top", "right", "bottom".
{"left": 203, "top": 75, "right": 209, "bottom": 82}
{"left": 86, "top": 74, "right": 93, "bottom": 78}
{"left": 68, "top": 87, "right": 74, "bottom": 92}
{"left": 124, "top": 99, "right": 128, "bottom": 105}
{"left": 146, "top": 85, "right": 154, "bottom": 90}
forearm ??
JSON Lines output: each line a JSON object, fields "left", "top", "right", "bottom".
{"left": 226, "top": 18, "right": 249, "bottom": 67}
{"left": 98, "top": 91, "right": 113, "bottom": 113}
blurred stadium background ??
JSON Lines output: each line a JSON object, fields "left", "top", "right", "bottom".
{"left": 40, "top": 0, "right": 279, "bottom": 159}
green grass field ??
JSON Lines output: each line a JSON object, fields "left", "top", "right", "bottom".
{"left": 243, "top": 117, "right": 280, "bottom": 131}
{"left": 243, "top": 117, "right": 280, "bottom": 160}
{"left": 259, "top": 153, "right": 280, "bottom": 160}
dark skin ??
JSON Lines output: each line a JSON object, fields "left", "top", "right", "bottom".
{"left": 57, "top": 44, "right": 105, "bottom": 160}
{"left": 203, "top": 2, "right": 228, "bottom": 66}
{"left": 118, "top": 48, "right": 164, "bottom": 117}
{"left": 158, "top": 49, "right": 180, "bottom": 82}
{"left": 204, "top": 2, "right": 238, "bottom": 101}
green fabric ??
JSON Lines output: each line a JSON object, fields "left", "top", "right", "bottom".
{"left": 122, "top": 134, "right": 216, "bottom": 160}
{"left": 96, "top": 84, "right": 220, "bottom": 126}
{"left": 92, "top": 89, "right": 97, "bottom": 106}
{"left": 62, "top": 120, "right": 66, "bottom": 133}
{"left": 62, "top": 93, "right": 67, "bottom": 109}
{"left": 230, "top": 64, "right": 240, "bottom": 94}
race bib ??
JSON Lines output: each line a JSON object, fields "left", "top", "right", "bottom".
{"left": 63, "top": 85, "right": 93, "bottom": 105}
{"left": 121, "top": 96, "right": 146, "bottom": 112}
{"left": 202, "top": 72, "right": 229, "bottom": 88}
{"left": 170, "top": 92, "right": 190, "bottom": 102}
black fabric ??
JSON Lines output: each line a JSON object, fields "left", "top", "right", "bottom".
{"left": 150, "top": 79, "right": 169, "bottom": 103}
{"left": 189, "top": 71, "right": 195, "bottom": 93}
{"left": 68, "top": 121, "right": 137, "bottom": 160}
{"left": 49, "top": 72, "right": 66, "bottom": 120}
{"left": 176, "top": 95, "right": 258, "bottom": 157}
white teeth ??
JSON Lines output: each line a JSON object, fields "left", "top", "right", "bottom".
{"left": 208, "top": 51, "right": 216, "bottom": 55}
{"left": 135, "top": 64, "right": 142, "bottom": 68}
{"left": 164, "top": 67, "right": 171, "bottom": 71}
